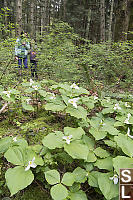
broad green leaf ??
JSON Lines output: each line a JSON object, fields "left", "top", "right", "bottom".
{"left": 88, "top": 171, "right": 101, "bottom": 187}
{"left": 4, "top": 146, "right": 25, "bottom": 166}
{"left": 70, "top": 190, "right": 88, "bottom": 200}
{"left": 73, "top": 167, "right": 87, "bottom": 183}
{"left": 98, "top": 173, "right": 119, "bottom": 200}
{"left": 45, "top": 102, "right": 66, "bottom": 111}
{"left": 42, "top": 131, "right": 64, "bottom": 149}
{"left": 22, "top": 102, "right": 34, "bottom": 111}
{"left": 50, "top": 184, "right": 68, "bottom": 200}
{"left": 5, "top": 166, "right": 34, "bottom": 196}
{"left": 103, "top": 140, "right": 117, "bottom": 148}
{"left": 113, "top": 156, "right": 133, "bottom": 174}
{"left": 45, "top": 170, "right": 60, "bottom": 185}
{"left": 61, "top": 172, "right": 75, "bottom": 186}
{"left": 64, "top": 141, "right": 89, "bottom": 160}
{"left": 94, "top": 157, "right": 113, "bottom": 171}
{"left": 114, "top": 134, "right": 133, "bottom": 157}
{"left": 64, "top": 127, "right": 85, "bottom": 140}
{"left": 0, "top": 137, "right": 12, "bottom": 154}
{"left": 94, "top": 147, "right": 110, "bottom": 158}
{"left": 13, "top": 138, "right": 28, "bottom": 148}
{"left": 102, "top": 126, "right": 119, "bottom": 136}
{"left": 102, "top": 107, "right": 114, "bottom": 114}
{"left": 66, "top": 106, "right": 87, "bottom": 119}
{"left": 82, "top": 135, "right": 95, "bottom": 150}
{"left": 86, "top": 151, "right": 97, "bottom": 162}
{"left": 38, "top": 89, "right": 47, "bottom": 97}
{"left": 89, "top": 127, "right": 107, "bottom": 140}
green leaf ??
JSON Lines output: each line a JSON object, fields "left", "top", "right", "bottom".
{"left": 73, "top": 167, "right": 87, "bottom": 183}
{"left": 89, "top": 127, "right": 107, "bottom": 140}
{"left": 64, "top": 141, "right": 89, "bottom": 160}
{"left": 0, "top": 137, "right": 12, "bottom": 154}
{"left": 94, "top": 147, "right": 110, "bottom": 158}
{"left": 70, "top": 190, "right": 88, "bottom": 200}
{"left": 42, "top": 131, "right": 64, "bottom": 149}
{"left": 86, "top": 151, "right": 97, "bottom": 162}
{"left": 88, "top": 171, "right": 100, "bottom": 188}
{"left": 45, "top": 102, "right": 66, "bottom": 112}
{"left": 66, "top": 106, "right": 87, "bottom": 119}
{"left": 5, "top": 166, "right": 34, "bottom": 196}
{"left": 113, "top": 156, "right": 133, "bottom": 174}
{"left": 45, "top": 170, "right": 60, "bottom": 185}
{"left": 38, "top": 89, "right": 47, "bottom": 97}
{"left": 50, "top": 184, "right": 68, "bottom": 200}
{"left": 94, "top": 157, "right": 113, "bottom": 171}
{"left": 114, "top": 134, "right": 133, "bottom": 157}
{"left": 82, "top": 135, "right": 95, "bottom": 150}
{"left": 64, "top": 127, "right": 85, "bottom": 140}
{"left": 98, "top": 173, "right": 119, "bottom": 200}
{"left": 61, "top": 172, "right": 75, "bottom": 186}
{"left": 22, "top": 102, "right": 34, "bottom": 111}
{"left": 4, "top": 146, "right": 25, "bottom": 166}
{"left": 103, "top": 140, "right": 117, "bottom": 148}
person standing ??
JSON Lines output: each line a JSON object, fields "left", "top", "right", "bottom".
{"left": 30, "top": 42, "right": 38, "bottom": 79}
{"left": 15, "top": 31, "right": 30, "bottom": 75}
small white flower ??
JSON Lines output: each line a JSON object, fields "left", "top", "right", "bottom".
{"left": 3, "top": 91, "right": 11, "bottom": 98}
{"left": 68, "top": 97, "right": 79, "bottom": 108}
{"left": 13, "top": 137, "right": 17, "bottom": 142}
{"left": 70, "top": 83, "right": 79, "bottom": 90}
{"left": 62, "top": 135, "right": 73, "bottom": 144}
{"left": 127, "top": 127, "right": 133, "bottom": 139}
{"left": 99, "top": 120, "right": 106, "bottom": 126}
{"left": 32, "top": 85, "right": 38, "bottom": 90}
{"left": 94, "top": 96, "right": 98, "bottom": 100}
{"left": 49, "top": 93, "right": 56, "bottom": 99}
{"left": 30, "top": 79, "right": 34, "bottom": 86}
{"left": 124, "top": 113, "right": 131, "bottom": 124}
{"left": 25, "top": 157, "right": 37, "bottom": 171}
{"left": 114, "top": 103, "right": 121, "bottom": 110}
{"left": 109, "top": 174, "right": 118, "bottom": 184}
{"left": 125, "top": 102, "right": 131, "bottom": 108}
{"left": 26, "top": 98, "right": 31, "bottom": 104}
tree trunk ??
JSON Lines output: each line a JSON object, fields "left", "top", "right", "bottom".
{"left": 30, "top": 0, "right": 35, "bottom": 38}
{"left": 114, "top": 0, "right": 131, "bottom": 41}
{"left": 16, "top": 0, "right": 22, "bottom": 36}
{"left": 108, "top": 0, "right": 114, "bottom": 41}
{"left": 100, "top": 0, "right": 105, "bottom": 42}
{"left": 85, "top": 8, "right": 91, "bottom": 39}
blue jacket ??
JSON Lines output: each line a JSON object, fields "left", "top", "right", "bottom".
{"left": 15, "top": 38, "right": 30, "bottom": 58}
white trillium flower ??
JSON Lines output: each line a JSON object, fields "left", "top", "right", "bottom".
{"left": 62, "top": 135, "right": 73, "bottom": 144}
{"left": 3, "top": 91, "right": 11, "bottom": 98}
{"left": 68, "top": 97, "right": 79, "bottom": 108}
{"left": 94, "top": 96, "right": 98, "bottom": 100}
{"left": 26, "top": 98, "right": 31, "bottom": 104}
{"left": 49, "top": 93, "right": 56, "bottom": 99}
{"left": 127, "top": 127, "right": 133, "bottom": 139}
{"left": 114, "top": 103, "right": 121, "bottom": 110}
{"left": 99, "top": 120, "right": 106, "bottom": 126}
{"left": 32, "top": 85, "right": 38, "bottom": 90}
{"left": 70, "top": 83, "right": 79, "bottom": 90}
{"left": 30, "top": 79, "right": 34, "bottom": 86}
{"left": 109, "top": 174, "right": 118, "bottom": 184}
{"left": 125, "top": 102, "right": 131, "bottom": 108}
{"left": 124, "top": 113, "right": 131, "bottom": 124}
{"left": 25, "top": 157, "right": 37, "bottom": 171}
{"left": 13, "top": 137, "right": 17, "bottom": 142}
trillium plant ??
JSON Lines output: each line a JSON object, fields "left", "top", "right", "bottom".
{"left": 0, "top": 80, "right": 133, "bottom": 200}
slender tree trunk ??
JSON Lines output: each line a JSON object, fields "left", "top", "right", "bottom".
{"left": 108, "top": 0, "right": 114, "bottom": 41}
{"left": 16, "top": 0, "right": 22, "bottom": 36}
{"left": 85, "top": 8, "right": 91, "bottom": 39}
{"left": 30, "top": 0, "right": 34, "bottom": 38}
{"left": 100, "top": 0, "right": 105, "bottom": 42}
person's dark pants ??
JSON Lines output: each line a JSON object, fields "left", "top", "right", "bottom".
{"left": 18, "top": 56, "right": 28, "bottom": 69}
{"left": 30, "top": 60, "right": 38, "bottom": 78}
